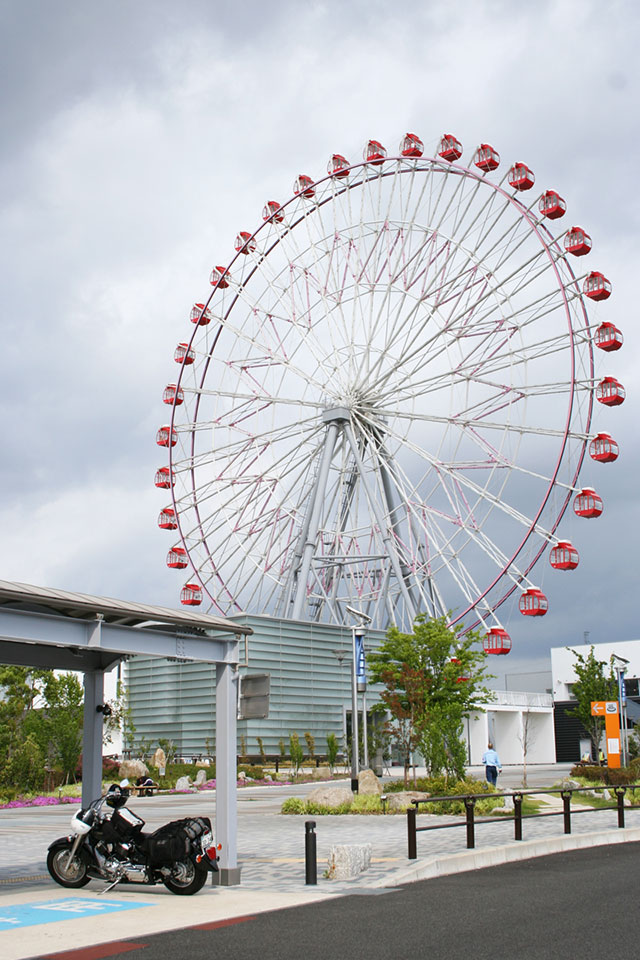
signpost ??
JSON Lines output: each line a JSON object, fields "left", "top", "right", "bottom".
{"left": 591, "top": 701, "right": 621, "bottom": 768}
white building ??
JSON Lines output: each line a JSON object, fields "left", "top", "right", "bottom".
{"left": 466, "top": 691, "right": 556, "bottom": 766}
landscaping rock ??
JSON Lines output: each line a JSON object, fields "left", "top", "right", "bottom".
{"left": 311, "top": 765, "right": 332, "bottom": 780}
{"left": 306, "top": 785, "right": 354, "bottom": 808}
{"left": 326, "top": 844, "right": 372, "bottom": 880}
{"left": 554, "top": 778, "right": 582, "bottom": 790}
{"left": 152, "top": 748, "right": 166, "bottom": 770}
{"left": 387, "top": 791, "right": 430, "bottom": 812}
{"left": 175, "top": 775, "right": 194, "bottom": 791}
{"left": 196, "top": 759, "right": 210, "bottom": 768}
{"left": 119, "top": 759, "right": 149, "bottom": 780}
{"left": 358, "top": 769, "right": 382, "bottom": 795}
{"left": 194, "top": 769, "right": 207, "bottom": 786}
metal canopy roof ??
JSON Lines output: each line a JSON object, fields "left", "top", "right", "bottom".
{"left": 0, "top": 579, "right": 252, "bottom": 633}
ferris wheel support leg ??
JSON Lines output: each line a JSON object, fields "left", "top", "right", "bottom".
{"left": 377, "top": 455, "right": 423, "bottom": 618}
{"left": 343, "top": 423, "right": 417, "bottom": 623}
{"left": 290, "top": 420, "right": 341, "bottom": 620}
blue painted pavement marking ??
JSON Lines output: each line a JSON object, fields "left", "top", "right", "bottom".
{"left": 0, "top": 897, "right": 152, "bottom": 930}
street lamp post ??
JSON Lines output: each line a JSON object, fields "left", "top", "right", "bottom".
{"left": 347, "top": 607, "right": 371, "bottom": 792}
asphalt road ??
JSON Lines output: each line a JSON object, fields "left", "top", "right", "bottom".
{"left": 33, "top": 841, "right": 640, "bottom": 960}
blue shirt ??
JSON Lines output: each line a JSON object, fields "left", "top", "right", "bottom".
{"left": 482, "top": 748, "right": 501, "bottom": 768}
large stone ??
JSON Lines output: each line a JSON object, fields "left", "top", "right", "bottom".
{"left": 152, "top": 748, "right": 166, "bottom": 770}
{"left": 175, "top": 775, "right": 194, "bottom": 791}
{"left": 386, "top": 791, "right": 430, "bottom": 812}
{"left": 306, "top": 785, "right": 354, "bottom": 808}
{"left": 194, "top": 769, "right": 208, "bottom": 786}
{"left": 119, "top": 759, "right": 149, "bottom": 780}
{"left": 311, "top": 765, "right": 332, "bottom": 780}
{"left": 358, "top": 769, "right": 382, "bottom": 795}
{"left": 196, "top": 759, "right": 210, "bottom": 768}
{"left": 326, "top": 844, "right": 372, "bottom": 880}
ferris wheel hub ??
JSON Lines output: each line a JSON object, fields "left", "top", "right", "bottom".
{"left": 321, "top": 406, "right": 351, "bottom": 423}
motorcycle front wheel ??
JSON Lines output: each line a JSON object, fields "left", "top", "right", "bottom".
{"left": 47, "top": 843, "right": 91, "bottom": 888}
{"left": 162, "top": 859, "right": 208, "bottom": 895}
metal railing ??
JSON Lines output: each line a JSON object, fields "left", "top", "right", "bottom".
{"left": 406, "top": 785, "right": 639, "bottom": 859}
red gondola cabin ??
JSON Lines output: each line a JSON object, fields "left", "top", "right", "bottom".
{"left": 158, "top": 507, "right": 177, "bottom": 530}
{"left": 154, "top": 466, "right": 173, "bottom": 489}
{"left": 519, "top": 588, "right": 548, "bottom": 616}
{"left": 327, "top": 154, "right": 350, "bottom": 178}
{"left": 584, "top": 271, "right": 612, "bottom": 301}
{"left": 596, "top": 376, "right": 625, "bottom": 406}
{"left": 235, "top": 232, "right": 256, "bottom": 254}
{"left": 483, "top": 628, "right": 512, "bottom": 655}
{"left": 174, "top": 342, "right": 195, "bottom": 365}
{"left": 594, "top": 322, "right": 623, "bottom": 352}
{"left": 190, "top": 303, "right": 212, "bottom": 325}
{"left": 589, "top": 432, "right": 619, "bottom": 463}
{"left": 573, "top": 487, "right": 603, "bottom": 518}
{"left": 364, "top": 140, "right": 387, "bottom": 165}
{"left": 438, "top": 134, "right": 463, "bottom": 161}
{"left": 474, "top": 143, "right": 500, "bottom": 172}
{"left": 549, "top": 541, "right": 579, "bottom": 570}
{"left": 156, "top": 425, "right": 177, "bottom": 448}
{"left": 163, "top": 384, "right": 184, "bottom": 406}
{"left": 294, "top": 175, "right": 315, "bottom": 198}
{"left": 564, "top": 227, "right": 592, "bottom": 256}
{"left": 400, "top": 133, "right": 423, "bottom": 157}
{"left": 508, "top": 163, "right": 535, "bottom": 191}
{"left": 539, "top": 190, "right": 566, "bottom": 220}
{"left": 262, "top": 200, "right": 284, "bottom": 222}
{"left": 166, "top": 546, "right": 188, "bottom": 569}
{"left": 181, "top": 582, "right": 202, "bottom": 606}
{"left": 209, "top": 266, "right": 230, "bottom": 288}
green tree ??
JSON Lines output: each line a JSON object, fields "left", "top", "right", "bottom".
{"left": 567, "top": 647, "right": 618, "bottom": 758}
{"left": 368, "top": 614, "right": 493, "bottom": 782}
{"left": 289, "top": 732, "right": 304, "bottom": 778}
{"left": 31, "top": 672, "right": 84, "bottom": 783}
{"left": 326, "top": 732, "right": 339, "bottom": 773}
{"left": 104, "top": 680, "right": 136, "bottom": 751}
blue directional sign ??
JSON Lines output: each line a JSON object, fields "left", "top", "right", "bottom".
{"left": 0, "top": 897, "right": 151, "bottom": 930}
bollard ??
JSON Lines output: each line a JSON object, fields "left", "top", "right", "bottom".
{"left": 616, "top": 788, "right": 626, "bottom": 828}
{"left": 305, "top": 820, "right": 317, "bottom": 885}
{"left": 464, "top": 798, "right": 476, "bottom": 849}
{"left": 562, "top": 791, "right": 571, "bottom": 834}
{"left": 513, "top": 794, "right": 523, "bottom": 841}
{"left": 407, "top": 805, "right": 417, "bottom": 860}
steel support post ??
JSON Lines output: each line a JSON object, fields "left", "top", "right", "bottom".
{"left": 82, "top": 669, "right": 105, "bottom": 808}
{"left": 215, "top": 652, "right": 241, "bottom": 885}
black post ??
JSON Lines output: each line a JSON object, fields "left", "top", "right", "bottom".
{"left": 464, "top": 798, "right": 476, "bottom": 849}
{"left": 562, "top": 792, "right": 571, "bottom": 834}
{"left": 513, "top": 794, "right": 523, "bottom": 841}
{"left": 305, "top": 820, "right": 317, "bottom": 885}
{"left": 407, "top": 806, "right": 417, "bottom": 860}
{"left": 616, "top": 788, "right": 626, "bottom": 828}
{"left": 275, "top": 758, "right": 279, "bottom": 773}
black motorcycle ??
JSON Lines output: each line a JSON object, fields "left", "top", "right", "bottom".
{"left": 47, "top": 781, "right": 218, "bottom": 895}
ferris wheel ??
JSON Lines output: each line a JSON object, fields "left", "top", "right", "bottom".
{"left": 155, "top": 133, "right": 624, "bottom": 654}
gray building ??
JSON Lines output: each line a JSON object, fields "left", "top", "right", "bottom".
{"left": 124, "top": 614, "right": 386, "bottom": 758}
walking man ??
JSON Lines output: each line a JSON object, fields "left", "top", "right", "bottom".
{"left": 482, "top": 741, "right": 502, "bottom": 786}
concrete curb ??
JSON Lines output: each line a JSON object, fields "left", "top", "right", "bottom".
{"left": 378, "top": 825, "right": 640, "bottom": 886}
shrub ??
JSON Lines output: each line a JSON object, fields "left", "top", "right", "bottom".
{"left": 304, "top": 732, "right": 315, "bottom": 759}
{"left": 281, "top": 797, "right": 306, "bottom": 814}
{"left": 326, "top": 733, "right": 339, "bottom": 772}
{"left": 238, "top": 765, "right": 264, "bottom": 780}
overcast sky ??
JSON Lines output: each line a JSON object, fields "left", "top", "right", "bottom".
{"left": 1, "top": 0, "right": 638, "bottom": 682}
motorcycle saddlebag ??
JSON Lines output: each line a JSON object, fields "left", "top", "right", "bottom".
{"left": 108, "top": 806, "right": 145, "bottom": 841}
{"left": 146, "top": 817, "right": 212, "bottom": 865}
{"left": 146, "top": 823, "right": 189, "bottom": 865}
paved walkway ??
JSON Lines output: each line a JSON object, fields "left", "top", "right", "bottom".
{"left": 1, "top": 765, "right": 638, "bottom": 960}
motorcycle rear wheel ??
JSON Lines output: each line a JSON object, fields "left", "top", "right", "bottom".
{"left": 162, "top": 859, "right": 208, "bottom": 895}
{"left": 47, "top": 843, "right": 91, "bottom": 888}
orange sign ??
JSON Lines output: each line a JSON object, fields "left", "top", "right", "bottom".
{"left": 591, "top": 701, "right": 621, "bottom": 768}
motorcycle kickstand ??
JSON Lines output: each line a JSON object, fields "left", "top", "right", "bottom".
{"left": 99, "top": 875, "right": 123, "bottom": 895}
